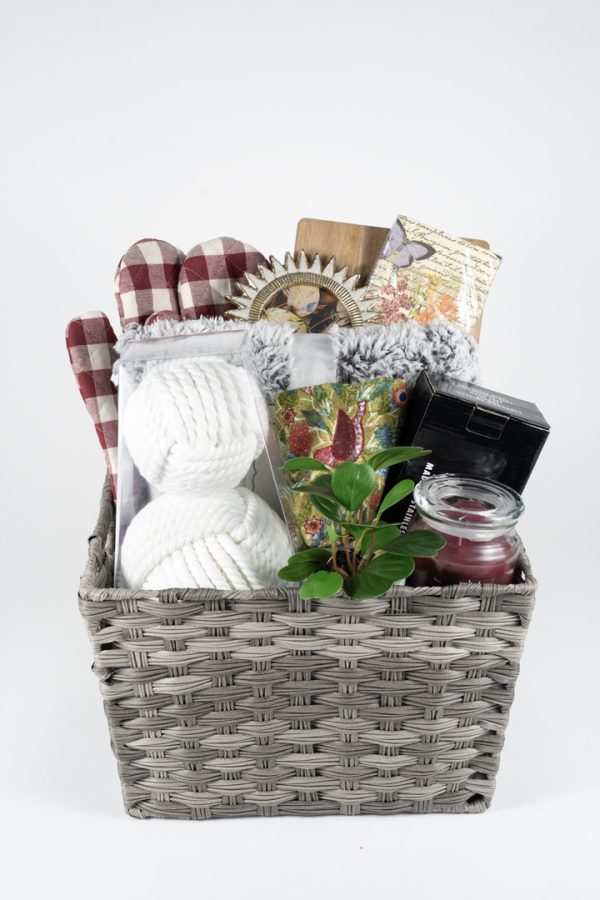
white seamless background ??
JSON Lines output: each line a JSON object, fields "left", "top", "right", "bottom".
{"left": 1, "top": 1, "right": 598, "bottom": 898}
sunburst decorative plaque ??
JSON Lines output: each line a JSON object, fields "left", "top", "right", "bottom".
{"left": 225, "top": 251, "right": 376, "bottom": 332}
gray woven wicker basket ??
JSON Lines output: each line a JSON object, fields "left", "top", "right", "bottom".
{"left": 79, "top": 478, "right": 537, "bottom": 819}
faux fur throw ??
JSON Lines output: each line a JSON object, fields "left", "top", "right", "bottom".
{"left": 114, "top": 317, "right": 479, "bottom": 398}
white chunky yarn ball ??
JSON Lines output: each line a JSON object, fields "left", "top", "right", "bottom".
{"left": 120, "top": 488, "right": 291, "bottom": 590}
{"left": 123, "top": 357, "right": 268, "bottom": 494}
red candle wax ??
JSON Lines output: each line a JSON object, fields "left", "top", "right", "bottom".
{"left": 407, "top": 477, "right": 524, "bottom": 588}
{"left": 410, "top": 529, "right": 518, "bottom": 586}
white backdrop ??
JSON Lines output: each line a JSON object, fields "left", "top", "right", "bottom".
{"left": 2, "top": 1, "right": 599, "bottom": 897}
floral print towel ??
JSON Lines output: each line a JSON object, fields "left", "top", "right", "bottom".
{"left": 274, "top": 378, "right": 407, "bottom": 548}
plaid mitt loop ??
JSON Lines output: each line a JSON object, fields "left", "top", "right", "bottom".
{"left": 66, "top": 311, "right": 119, "bottom": 497}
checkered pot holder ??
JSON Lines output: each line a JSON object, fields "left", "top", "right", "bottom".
{"left": 178, "top": 236, "right": 267, "bottom": 318}
{"left": 66, "top": 312, "right": 119, "bottom": 497}
{"left": 114, "top": 239, "right": 185, "bottom": 327}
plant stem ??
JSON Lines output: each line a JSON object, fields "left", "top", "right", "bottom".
{"left": 329, "top": 535, "right": 350, "bottom": 579}
{"left": 342, "top": 529, "right": 354, "bottom": 577}
{"left": 358, "top": 531, "right": 377, "bottom": 573}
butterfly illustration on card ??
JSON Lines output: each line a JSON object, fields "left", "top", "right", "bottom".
{"left": 383, "top": 219, "right": 436, "bottom": 269}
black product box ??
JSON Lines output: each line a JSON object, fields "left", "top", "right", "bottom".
{"left": 389, "top": 370, "right": 550, "bottom": 529}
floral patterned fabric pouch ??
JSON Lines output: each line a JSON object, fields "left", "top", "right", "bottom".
{"left": 274, "top": 378, "right": 407, "bottom": 548}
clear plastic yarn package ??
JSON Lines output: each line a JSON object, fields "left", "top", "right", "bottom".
{"left": 115, "top": 330, "right": 292, "bottom": 590}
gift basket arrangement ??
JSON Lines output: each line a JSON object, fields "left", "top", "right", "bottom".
{"left": 69, "top": 216, "right": 549, "bottom": 819}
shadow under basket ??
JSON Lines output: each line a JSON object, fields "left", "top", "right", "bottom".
{"left": 79, "top": 478, "right": 537, "bottom": 819}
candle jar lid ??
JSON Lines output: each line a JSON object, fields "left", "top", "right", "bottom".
{"left": 413, "top": 475, "right": 524, "bottom": 541}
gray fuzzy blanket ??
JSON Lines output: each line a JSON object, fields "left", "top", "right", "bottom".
{"left": 114, "top": 317, "right": 479, "bottom": 397}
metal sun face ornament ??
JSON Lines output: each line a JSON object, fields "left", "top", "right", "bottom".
{"left": 224, "top": 252, "right": 377, "bottom": 332}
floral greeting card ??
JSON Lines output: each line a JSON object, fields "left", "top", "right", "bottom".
{"left": 364, "top": 215, "right": 501, "bottom": 333}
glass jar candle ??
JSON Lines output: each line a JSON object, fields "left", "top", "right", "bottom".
{"left": 408, "top": 475, "right": 524, "bottom": 587}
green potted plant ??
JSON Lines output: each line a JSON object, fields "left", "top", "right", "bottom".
{"left": 278, "top": 447, "right": 445, "bottom": 600}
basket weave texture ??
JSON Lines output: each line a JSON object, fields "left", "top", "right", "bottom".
{"left": 79, "top": 479, "right": 536, "bottom": 819}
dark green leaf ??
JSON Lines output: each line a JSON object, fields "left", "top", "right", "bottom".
{"left": 342, "top": 522, "right": 401, "bottom": 552}
{"left": 342, "top": 523, "right": 373, "bottom": 535}
{"left": 278, "top": 559, "right": 320, "bottom": 581}
{"left": 341, "top": 522, "right": 378, "bottom": 554}
{"left": 291, "top": 474, "right": 335, "bottom": 499}
{"left": 345, "top": 554, "right": 415, "bottom": 600}
{"left": 372, "top": 525, "right": 402, "bottom": 551}
{"left": 278, "top": 547, "right": 332, "bottom": 581}
{"left": 342, "top": 523, "right": 375, "bottom": 538}
{"left": 366, "top": 553, "right": 415, "bottom": 581}
{"left": 345, "top": 573, "right": 396, "bottom": 601}
{"left": 367, "top": 446, "right": 431, "bottom": 472}
{"left": 383, "top": 530, "right": 446, "bottom": 557}
{"left": 299, "top": 570, "right": 344, "bottom": 600}
{"left": 283, "top": 457, "right": 331, "bottom": 472}
{"left": 311, "top": 494, "right": 343, "bottom": 521}
{"left": 278, "top": 563, "right": 317, "bottom": 581}
{"left": 331, "top": 462, "right": 376, "bottom": 512}
{"left": 377, "top": 479, "right": 415, "bottom": 517}
{"left": 292, "top": 548, "right": 332, "bottom": 562}
{"left": 342, "top": 521, "right": 403, "bottom": 536}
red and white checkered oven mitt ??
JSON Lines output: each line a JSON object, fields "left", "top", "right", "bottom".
{"left": 114, "top": 238, "right": 185, "bottom": 327}
{"left": 66, "top": 311, "right": 119, "bottom": 497}
{"left": 177, "top": 237, "right": 268, "bottom": 319}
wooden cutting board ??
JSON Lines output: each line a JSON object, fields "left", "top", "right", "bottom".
{"left": 295, "top": 217, "right": 490, "bottom": 341}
